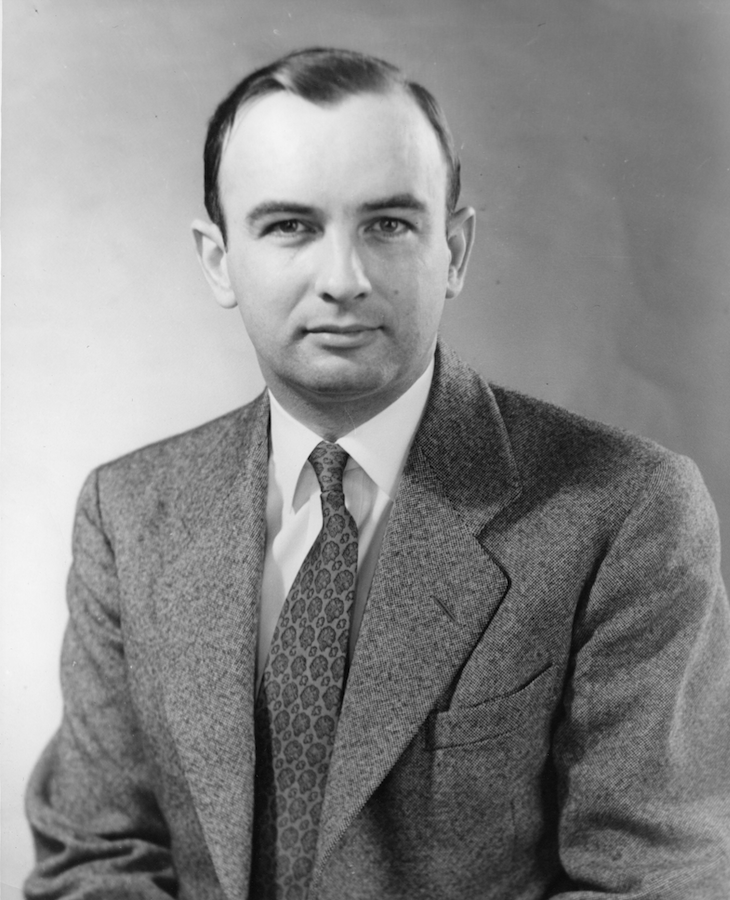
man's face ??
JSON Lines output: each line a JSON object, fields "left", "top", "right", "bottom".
{"left": 208, "top": 89, "right": 472, "bottom": 419}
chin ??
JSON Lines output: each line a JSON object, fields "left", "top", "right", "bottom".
{"left": 299, "top": 359, "right": 392, "bottom": 401}
{"left": 307, "top": 374, "right": 385, "bottom": 401}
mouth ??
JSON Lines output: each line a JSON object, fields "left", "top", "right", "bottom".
{"left": 308, "top": 324, "right": 378, "bottom": 334}
{"left": 306, "top": 324, "right": 381, "bottom": 347}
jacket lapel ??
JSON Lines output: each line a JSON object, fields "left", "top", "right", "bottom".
{"left": 313, "top": 344, "right": 522, "bottom": 882}
{"left": 156, "top": 394, "right": 269, "bottom": 900}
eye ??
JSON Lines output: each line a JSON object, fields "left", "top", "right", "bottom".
{"left": 369, "top": 217, "right": 411, "bottom": 236}
{"left": 264, "top": 219, "right": 312, "bottom": 237}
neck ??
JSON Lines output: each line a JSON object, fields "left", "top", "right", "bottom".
{"left": 267, "top": 389, "right": 401, "bottom": 442}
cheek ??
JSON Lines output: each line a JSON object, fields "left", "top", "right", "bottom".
{"left": 228, "top": 260, "right": 292, "bottom": 334}
{"left": 397, "top": 268, "right": 448, "bottom": 331}
{"left": 227, "top": 241, "right": 297, "bottom": 295}
{"left": 381, "top": 247, "right": 447, "bottom": 302}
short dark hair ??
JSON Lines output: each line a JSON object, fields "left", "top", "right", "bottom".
{"left": 204, "top": 47, "right": 461, "bottom": 243}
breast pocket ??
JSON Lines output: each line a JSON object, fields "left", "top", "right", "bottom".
{"left": 425, "top": 663, "right": 556, "bottom": 750}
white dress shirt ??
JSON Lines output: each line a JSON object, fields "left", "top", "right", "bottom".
{"left": 257, "top": 359, "right": 434, "bottom": 689}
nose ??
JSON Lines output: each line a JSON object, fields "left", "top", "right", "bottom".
{"left": 314, "top": 233, "right": 372, "bottom": 303}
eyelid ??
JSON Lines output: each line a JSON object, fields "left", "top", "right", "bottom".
{"left": 261, "top": 218, "right": 316, "bottom": 236}
{"left": 366, "top": 216, "right": 414, "bottom": 234}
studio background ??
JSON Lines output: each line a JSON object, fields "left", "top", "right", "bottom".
{"left": 2, "top": 0, "right": 728, "bottom": 893}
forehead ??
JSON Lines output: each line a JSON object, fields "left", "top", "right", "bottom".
{"left": 218, "top": 90, "right": 449, "bottom": 212}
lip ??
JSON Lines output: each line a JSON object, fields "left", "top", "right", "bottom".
{"left": 308, "top": 324, "right": 378, "bottom": 334}
{"left": 306, "top": 324, "right": 380, "bottom": 347}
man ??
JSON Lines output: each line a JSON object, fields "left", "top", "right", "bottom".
{"left": 25, "top": 47, "right": 730, "bottom": 899}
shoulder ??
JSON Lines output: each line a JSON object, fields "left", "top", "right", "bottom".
{"left": 76, "top": 392, "right": 268, "bottom": 538}
{"left": 475, "top": 382, "right": 723, "bottom": 630}
{"left": 436, "top": 342, "right": 689, "bottom": 487}
{"left": 427, "top": 345, "right": 711, "bottom": 531}
{"left": 100, "top": 391, "right": 265, "bottom": 481}
{"left": 488, "top": 382, "right": 712, "bottom": 529}
{"left": 490, "top": 382, "right": 670, "bottom": 472}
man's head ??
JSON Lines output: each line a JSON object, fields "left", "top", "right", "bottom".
{"left": 203, "top": 47, "right": 461, "bottom": 246}
{"left": 193, "top": 48, "right": 475, "bottom": 438}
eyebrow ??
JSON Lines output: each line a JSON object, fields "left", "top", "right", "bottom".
{"left": 359, "top": 194, "right": 428, "bottom": 214}
{"left": 245, "top": 193, "right": 428, "bottom": 227}
{"left": 246, "top": 202, "right": 316, "bottom": 227}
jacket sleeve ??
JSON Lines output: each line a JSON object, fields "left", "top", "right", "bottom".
{"left": 24, "top": 469, "right": 177, "bottom": 898}
{"left": 550, "top": 454, "right": 730, "bottom": 898}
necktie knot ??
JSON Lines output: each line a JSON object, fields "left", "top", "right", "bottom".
{"left": 309, "top": 441, "right": 349, "bottom": 494}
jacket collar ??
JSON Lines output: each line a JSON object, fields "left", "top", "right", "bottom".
{"left": 416, "top": 342, "right": 521, "bottom": 534}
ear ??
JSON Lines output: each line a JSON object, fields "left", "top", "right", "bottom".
{"left": 191, "top": 219, "right": 238, "bottom": 309}
{"left": 445, "top": 206, "right": 476, "bottom": 299}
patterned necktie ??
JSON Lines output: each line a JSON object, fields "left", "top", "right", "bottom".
{"left": 250, "top": 441, "right": 359, "bottom": 899}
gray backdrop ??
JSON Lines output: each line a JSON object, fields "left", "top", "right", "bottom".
{"left": 2, "top": 0, "right": 729, "bottom": 893}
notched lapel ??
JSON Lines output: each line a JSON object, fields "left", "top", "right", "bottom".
{"left": 313, "top": 345, "right": 522, "bottom": 883}
{"left": 314, "top": 458, "right": 508, "bottom": 880}
{"left": 156, "top": 398, "right": 269, "bottom": 900}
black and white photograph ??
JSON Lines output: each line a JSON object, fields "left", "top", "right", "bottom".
{"left": 2, "top": 2, "right": 729, "bottom": 897}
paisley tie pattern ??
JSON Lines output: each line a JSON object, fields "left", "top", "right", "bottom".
{"left": 250, "top": 441, "right": 358, "bottom": 899}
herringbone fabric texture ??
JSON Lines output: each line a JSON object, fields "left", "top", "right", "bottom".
{"left": 250, "top": 442, "right": 358, "bottom": 899}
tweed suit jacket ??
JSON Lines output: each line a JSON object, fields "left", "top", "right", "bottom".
{"left": 26, "top": 344, "right": 730, "bottom": 899}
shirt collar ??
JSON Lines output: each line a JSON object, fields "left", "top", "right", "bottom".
{"left": 268, "top": 357, "right": 434, "bottom": 510}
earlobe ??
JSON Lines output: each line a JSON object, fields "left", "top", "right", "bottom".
{"left": 191, "top": 219, "right": 238, "bottom": 309}
{"left": 445, "top": 207, "right": 476, "bottom": 299}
